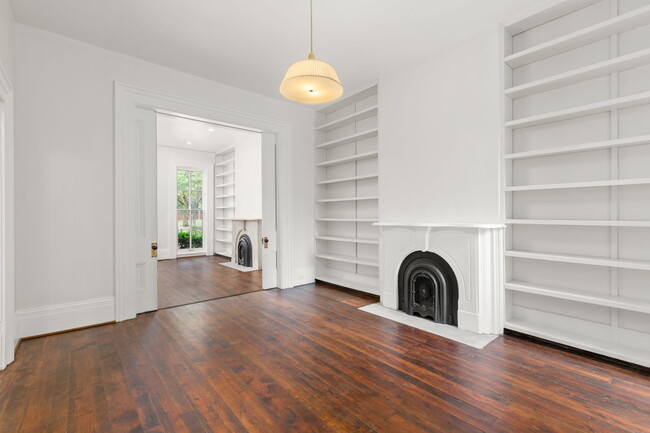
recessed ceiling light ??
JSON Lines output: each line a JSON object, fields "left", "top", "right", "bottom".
{"left": 186, "top": 141, "right": 192, "bottom": 145}
{"left": 208, "top": 128, "right": 215, "bottom": 132}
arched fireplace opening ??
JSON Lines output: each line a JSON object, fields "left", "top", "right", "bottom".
{"left": 237, "top": 234, "right": 253, "bottom": 267}
{"left": 398, "top": 251, "right": 458, "bottom": 326}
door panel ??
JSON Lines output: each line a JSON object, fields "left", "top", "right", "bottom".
{"left": 262, "top": 132, "right": 278, "bottom": 290}
{"left": 132, "top": 107, "right": 158, "bottom": 313}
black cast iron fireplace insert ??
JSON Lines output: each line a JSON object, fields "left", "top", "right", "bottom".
{"left": 398, "top": 251, "right": 458, "bottom": 326}
{"left": 237, "top": 234, "right": 253, "bottom": 267}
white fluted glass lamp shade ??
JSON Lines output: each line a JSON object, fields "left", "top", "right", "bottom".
{"left": 280, "top": 56, "right": 343, "bottom": 104}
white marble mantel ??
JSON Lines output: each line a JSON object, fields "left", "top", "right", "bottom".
{"left": 376, "top": 221, "right": 506, "bottom": 335}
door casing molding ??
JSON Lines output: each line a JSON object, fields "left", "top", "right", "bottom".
{"left": 114, "top": 82, "right": 294, "bottom": 322}
{"left": 0, "top": 63, "right": 14, "bottom": 370}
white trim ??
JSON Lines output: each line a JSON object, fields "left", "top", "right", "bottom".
{"left": 114, "top": 82, "right": 294, "bottom": 322}
{"left": 16, "top": 297, "right": 115, "bottom": 339}
{"left": 0, "top": 62, "right": 13, "bottom": 370}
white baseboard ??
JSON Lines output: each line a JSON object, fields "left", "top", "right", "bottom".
{"left": 291, "top": 266, "right": 315, "bottom": 288}
{"left": 17, "top": 297, "right": 115, "bottom": 338}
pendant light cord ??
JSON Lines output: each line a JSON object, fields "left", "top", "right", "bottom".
{"left": 309, "top": 0, "right": 314, "bottom": 57}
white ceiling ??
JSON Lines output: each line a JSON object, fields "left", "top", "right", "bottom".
{"left": 10, "top": 0, "right": 539, "bottom": 102}
{"left": 156, "top": 113, "right": 259, "bottom": 154}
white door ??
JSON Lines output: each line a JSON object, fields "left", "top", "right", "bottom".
{"left": 129, "top": 107, "right": 158, "bottom": 314}
{"left": 261, "top": 132, "right": 278, "bottom": 290}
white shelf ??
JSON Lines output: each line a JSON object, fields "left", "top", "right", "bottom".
{"left": 215, "top": 170, "right": 235, "bottom": 178}
{"left": 316, "top": 218, "right": 378, "bottom": 223}
{"left": 317, "top": 196, "right": 379, "bottom": 203}
{"left": 215, "top": 194, "right": 235, "bottom": 199}
{"left": 317, "top": 151, "right": 379, "bottom": 167}
{"left": 316, "top": 83, "right": 378, "bottom": 114}
{"left": 506, "top": 48, "right": 650, "bottom": 99}
{"left": 316, "top": 253, "right": 379, "bottom": 267}
{"left": 506, "top": 219, "right": 650, "bottom": 227}
{"left": 504, "top": 0, "right": 601, "bottom": 35}
{"left": 215, "top": 228, "right": 231, "bottom": 232}
{"left": 316, "top": 272, "right": 379, "bottom": 295}
{"left": 505, "top": 280, "right": 650, "bottom": 314}
{"left": 215, "top": 182, "right": 235, "bottom": 188}
{"left": 374, "top": 222, "right": 506, "bottom": 229}
{"left": 215, "top": 205, "right": 235, "bottom": 209}
{"left": 215, "top": 217, "right": 232, "bottom": 221}
{"left": 316, "top": 106, "right": 378, "bottom": 132}
{"left": 505, "top": 91, "right": 650, "bottom": 129}
{"left": 215, "top": 158, "right": 235, "bottom": 167}
{"left": 316, "top": 174, "right": 378, "bottom": 185}
{"left": 505, "top": 177, "right": 650, "bottom": 192}
{"left": 316, "top": 129, "right": 379, "bottom": 149}
{"left": 505, "top": 134, "right": 650, "bottom": 160}
{"left": 505, "top": 250, "right": 650, "bottom": 271}
{"left": 505, "top": 319, "right": 650, "bottom": 368}
{"left": 214, "top": 238, "right": 231, "bottom": 243}
{"left": 504, "top": 5, "right": 650, "bottom": 68}
{"left": 316, "top": 236, "right": 379, "bottom": 245}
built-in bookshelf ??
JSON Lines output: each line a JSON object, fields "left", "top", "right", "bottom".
{"left": 502, "top": 0, "right": 650, "bottom": 367}
{"left": 314, "top": 84, "right": 379, "bottom": 295}
{"left": 214, "top": 148, "right": 235, "bottom": 257}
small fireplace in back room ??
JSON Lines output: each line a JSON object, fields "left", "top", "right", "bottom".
{"left": 398, "top": 251, "right": 458, "bottom": 326}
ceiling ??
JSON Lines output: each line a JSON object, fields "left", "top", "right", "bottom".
{"left": 156, "top": 113, "right": 260, "bottom": 154}
{"left": 10, "top": 0, "right": 539, "bottom": 102}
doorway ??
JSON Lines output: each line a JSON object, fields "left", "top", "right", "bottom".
{"left": 155, "top": 113, "right": 267, "bottom": 309}
{"left": 114, "top": 83, "right": 289, "bottom": 322}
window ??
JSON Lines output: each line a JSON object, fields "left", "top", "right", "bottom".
{"left": 177, "top": 169, "right": 203, "bottom": 250}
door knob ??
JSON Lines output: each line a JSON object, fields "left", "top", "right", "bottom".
{"left": 262, "top": 237, "right": 269, "bottom": 248}
{"left": 151, "top": 242, "right": 158, "bottom": 258}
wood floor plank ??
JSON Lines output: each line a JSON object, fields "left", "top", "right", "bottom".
{"left": 2, "top": 277, "right": 649, "bottom": 433}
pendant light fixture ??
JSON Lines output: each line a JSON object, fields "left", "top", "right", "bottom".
{"left": 279, "top": 0, "right": 343, "bottom": 104}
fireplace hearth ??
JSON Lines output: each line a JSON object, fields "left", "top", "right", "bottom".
{"left": 398, "top": 251, "right": 458, "bottom": 326}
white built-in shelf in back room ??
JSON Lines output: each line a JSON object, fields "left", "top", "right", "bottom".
{"left": 316, "top": 272, "right": 380, "bottom": 295}
{"left": 505, "top": 48, "right": 650, "bottom": 99}
{"left": 316, "top": 218, "right": 378, "bottom": 223}
{"left": 505, "top": 319, "right": 650, "bottom": 368}
{"left": 315, "top": 253, "right": 379, "bottom": 267}
{"left": 214, "top": 238, "right": 231, "bottom": 243}
{"left": 505, "top": 178, "right": 650, "bottom": 192}
{"left": 505, "top": 135, "right": 650, "bottom": 160}
{"left": 505, "top": 91, "right": 650, "bottom": 129}
{"left": 215, "top": 194, "right": 235, "bottom": 199}
{"left": 316, "top": 174, "right": 379, "bottom": 185}
{"left": 505, "top": 250, "right": 650, "bottom": 271}
{"left": 215, "top": 182, "right": 235, "bottom": 188}
{"left": 505, "top": 280, "right": 650, "bottom": 314}
{"left": 506, "top": 219, "right": 650, "bottom": 227}
{"left": 315, "top": 235, "right": 379, "bottom": 245}
{"left": 215, "top": 170, "right": 235, "bottom": 178}
{"left": 317, "top": 151, "right": 379, "bottom": 167}
{"left": 316, "top": 107, "right": 379, "bottom": 132}
{"left": 504, "top": 5, "right": 650, "bottom": 68}
{"left": 215, "top": 205, "right": 235, "bottom": 210}
{"left": 215, "top": 217, "right": 232, "bottom": 221}
{"left": 503, "top": 0, "right": 600, "bottom": 35}
{"left": 316, "top": 196, "right": 379, "bottom": 203}
{"left": 316, "top": 129, "right": 379, "bottom": 149}
{"left": 215, "top": 228, "right": 231, "bottom": 232}
{"left": 215, "top": 158, "right": 235, "bottom": 167}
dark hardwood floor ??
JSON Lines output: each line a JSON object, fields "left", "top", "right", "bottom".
{"left": 1, "top": 283, "right": 649, "bottom": 433}
{"left": 157, "top": 255, "right": 261, "bottom": 309}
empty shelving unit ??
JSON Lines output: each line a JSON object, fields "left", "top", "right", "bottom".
{"left": 502, "top": 0, "right": 650, "bottom": 367}
{"left": 314, "top": 84, "right": 380, "bottom": 294}
{"left": 214, "top": 148, "right": 235, "bottom": 257}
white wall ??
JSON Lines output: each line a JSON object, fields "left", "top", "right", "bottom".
{"left": 157, "top": 147, "right": 215, "bottom": 260}
{"left": 0, "top": 0, "right": 14, "bottom": 82}
{"left": 379, "top": 27, "right": 502, "bottom": 224}
{"left": 14, "top": 24, "right": 315, "bottom": 334}
{"left": 234, "top": 135, "right": 262, "bottom": 219}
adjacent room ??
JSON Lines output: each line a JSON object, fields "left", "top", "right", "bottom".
{"left": 155, "top": 113, "right": 265, "bottom": 309}
{"left": 0, "top": 0, "right": 649, "bottom": 432}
